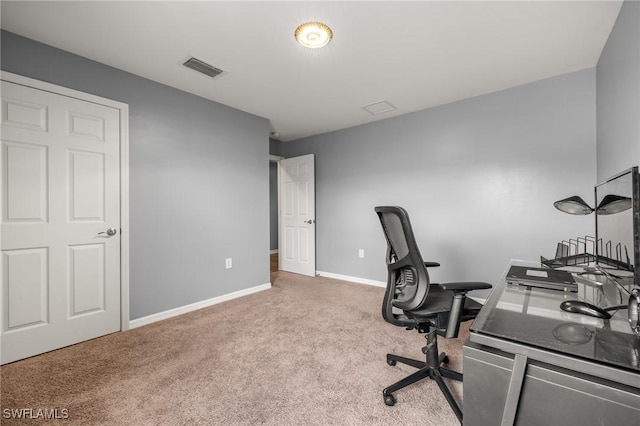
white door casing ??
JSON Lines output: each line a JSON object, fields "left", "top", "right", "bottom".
{"left": 278, "top": 154, "right": 316, "bottom": 276}
{"left": 1, "top": 73, "right": 129, "bottom": 364}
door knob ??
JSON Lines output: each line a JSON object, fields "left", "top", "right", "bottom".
{"left": 98, "top": 228, "right": 118, "bottom": 236}
{"left": 304, "top": 220, "right": 315, "bottom": 224}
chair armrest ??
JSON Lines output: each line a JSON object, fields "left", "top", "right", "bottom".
{"left": 437, "top": 281, "right": 492, "bottom": 293}
{"left": 424, "top": 261, "right": 440, "bottom": 268}
{"left": 437, "top": 282, "right": 492, "bottom": 338}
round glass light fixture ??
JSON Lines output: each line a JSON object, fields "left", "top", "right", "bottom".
{"left": 295, "top": 22, "right": 333, "bottom": 49}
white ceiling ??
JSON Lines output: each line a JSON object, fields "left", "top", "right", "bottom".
{"left": 1, "top": 1, "right": 623, "bottom": 141}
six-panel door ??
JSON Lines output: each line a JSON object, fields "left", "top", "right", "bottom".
{"left": 279, "top": 154, "right": 316, "bottom": 276}
{"left": 1, "top": 81, "right": 121, "bottom": 364}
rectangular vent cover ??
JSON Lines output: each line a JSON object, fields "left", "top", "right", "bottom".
{"left": 183, "top": 57, "right": 224, "bottom": 78}
{"left": 361, "top": 100, "right": 397, "bottom": 116}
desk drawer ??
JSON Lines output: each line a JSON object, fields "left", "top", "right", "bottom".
{"left": 463, "top": 341, "right": 640, "bottom": 426}
{"left": 516, "top": 362, "right": 640, "bottom": 425}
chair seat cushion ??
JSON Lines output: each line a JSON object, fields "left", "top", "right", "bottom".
{"left": 404, "top": 294, "right": 482, "bottom": 321}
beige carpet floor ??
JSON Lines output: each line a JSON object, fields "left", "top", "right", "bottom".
{"left": 1, "top": 271, "right": 468, "bottom": 425}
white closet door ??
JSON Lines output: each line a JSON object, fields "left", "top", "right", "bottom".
{"left": 1, "top": 80, "right": 121, "bottom": 364}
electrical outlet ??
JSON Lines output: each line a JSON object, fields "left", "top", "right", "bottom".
{"left": 225, "top": 258, "right": 233, "bottom": 269}
{"left": 358, "top": 249, "right": 365, "bottom": 259}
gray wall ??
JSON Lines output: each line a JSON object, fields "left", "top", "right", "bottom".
{"left": 596, "top": 0, "right": 640, "bottom": 181}
{"left": 1, "top": 31, "right": 271, "bottom": 320}
{"left": 282, "top": 69, "right": 597, "bottom": 290}
{"left": 8, "top": 2, "right": 635, "bottom": 313}
{"left": 269, "top": 138, "right": 286, "bottom": 157}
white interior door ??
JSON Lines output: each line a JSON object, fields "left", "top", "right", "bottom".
{"left": 279, "top": 154, "right": 316, "bottom": 276}
{"left": 1, "top": 80, "right": 121, "bottom": 364}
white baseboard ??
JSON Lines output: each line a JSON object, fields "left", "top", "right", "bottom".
{"left": 269, "top": 249, "right": 278, "bottom": 254}
{"left": 129, "top": 282, "right": 272, "bottom": 329}
{"left": 316, "top": 271, "right": 386, "bottom": 287}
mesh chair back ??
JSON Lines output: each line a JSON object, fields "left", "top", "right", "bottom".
{"left": 375, "top": 206, "right": 430, "bottom": 313}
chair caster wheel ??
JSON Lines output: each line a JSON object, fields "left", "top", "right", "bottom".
{"left": 384, "top": 394, "right": 396, "bottom": 406}
{"left": 438, "top": 352, "right": 449, "bottom": 364}
{"left": 387, "top": 358, "right": 397, "bottom": 366}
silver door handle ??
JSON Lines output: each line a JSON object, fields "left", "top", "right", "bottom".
{"left": 98, "top": 228, "right": 118, "bottom": 236}
{"left": 304, "top": 220, "right": 315, "bottom": 224}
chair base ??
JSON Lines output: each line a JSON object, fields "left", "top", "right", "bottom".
{"left": 382, "top": 335, "right": 464, "bottom": 423}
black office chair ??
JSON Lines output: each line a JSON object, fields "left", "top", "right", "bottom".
{"left": 374, "top": 206, "right": 492, "bottom": 423}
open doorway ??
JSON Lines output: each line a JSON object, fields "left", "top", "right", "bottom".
{"left": 269, "top": 155, "right": 283, "bottom": 274}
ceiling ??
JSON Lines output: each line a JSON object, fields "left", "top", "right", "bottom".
{"left": 1, "top": 1, "right": 623, "bottom": 142}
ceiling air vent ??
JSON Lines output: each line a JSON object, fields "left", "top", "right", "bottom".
{"left": 183, "top": 57, "right": 224, "bottom": 78}
{"left": 361, "top": 100, "right": 397, "bottom": 116}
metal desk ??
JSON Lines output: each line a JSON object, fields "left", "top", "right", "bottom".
{"left": 463, "top": 260, "right": 640, "bottom": 425}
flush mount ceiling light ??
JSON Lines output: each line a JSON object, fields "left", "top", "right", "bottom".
{"left": 295, "top": 22, "right": 333, "bottom": 49}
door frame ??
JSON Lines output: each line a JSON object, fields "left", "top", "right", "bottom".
{"left": 0, "top": 71, "right": 131, "bottom": 331}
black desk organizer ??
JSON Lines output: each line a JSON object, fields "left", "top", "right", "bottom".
{"left": 540, "top": 236, "right": 633, "bottom": 272}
